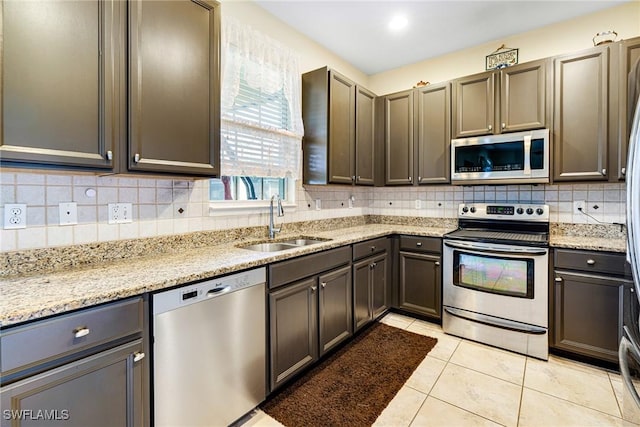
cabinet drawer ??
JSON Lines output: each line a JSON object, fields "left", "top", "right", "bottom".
{"left": 399, "top": 236, "right": 441, "bottom": 254}
{"left": 269, "top": 246, "right": 351, "bottom": 289}
{"left": 353, "top": 238, "right": 389, "bottom": 260}
{"left": 554, "top": 249, "right": 630, "bottom": 277}
{"left": 1, "top": 297, "right": 143, "bottom": 374}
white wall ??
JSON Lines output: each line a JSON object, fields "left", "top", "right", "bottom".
{"left": 368, "top": 1, "right": 640, "bottom": 95}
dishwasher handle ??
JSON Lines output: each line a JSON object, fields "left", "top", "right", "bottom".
{"left": 207, "top": 285, "right": 231, "bottom": 297}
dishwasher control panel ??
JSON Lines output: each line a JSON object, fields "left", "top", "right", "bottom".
{"left": 153, "top": 267, "right": 266, "bottom": 315}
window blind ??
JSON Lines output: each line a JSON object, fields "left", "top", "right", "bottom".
{"left": 220, "top": 18, "right": 303, "bottom": 178}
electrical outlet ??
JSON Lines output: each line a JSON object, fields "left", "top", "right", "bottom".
{"left": 4, "top": 204, "right": 27, "bottom": 229}
{"left": 573, "top": 200, "right": 586, "bottom": 215}
{"left": 108, "top": 203, "right": 133, "bottom": 224}
{"left": 315, "top": 199, "right": 321, "bottom": 210}
{"left": 415, "top": 199, "right": 421, "bottom": 209}
{"left": 348, "top": 197, "right": 354, "bottom": 209}
{"left": 59, "top": 202, "right": 78, "bottom": 226}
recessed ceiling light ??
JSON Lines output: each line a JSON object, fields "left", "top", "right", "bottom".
{"left": 388, "top": 15, "right": 408, "bottom": 31}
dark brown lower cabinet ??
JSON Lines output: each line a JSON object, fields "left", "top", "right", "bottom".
{"left": 268, "top": 261, "right": 352, "bottom": 391}
{"left": 353, "top": 253, "right": 388, "bottom": 332}
{"left": 552, "top": 249, "right": 633, "bottom": 364}
{"left": 398, "top": 251, "right": 442, "bottom": 320}
{"left": 553, "top": 271, "right": 631, "bottom": 363}
{"left": 1, "top": 340, "right": 145, "bottom": 427}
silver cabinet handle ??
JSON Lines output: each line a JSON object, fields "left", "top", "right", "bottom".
{"left": 435, "top": 261, "right": 440, "bottom": 266}
{"left": 321, "top": 282, "right": 326, "bottom": 288}
{"left": 133, "top": 352, "right": 145, "bottom": 363}
{"left": 408, "top": 176, "right": 412, "bottom": 182}
{"left": 622, "top": 167, "right": 626, "bottom": 176}
{"left": 352, "top": 176, "right": 356, "bottom": 182}
{"left": 106, "top": 150, "right": 113, "bottom": 160}
{"left": 370, "top": 246, "right": 376, "bottom": 251}
{"left": 501, "top": 123, "right": 506, "bottom": 129}
{"left": 74, "top": 327, "right": 90, "bottom": 338}
{"left": 416, "top": 242, "right": 422, "bottom": 247}
{"left": 555, "top": 277, "right": 563, "bottom": 282}
{"left": 488, "top": 124, "right": 493, "bottom": 131}
{"left": 602, "top": 168, "right": 607, "bottom": 175}
{"left": 357, "top": 176, "right": 361, "bottom": 181}
{"left": 134, "top": 153, "right": 140, "bottom": 163}
{"left": 587, "top": 259, "right": 596, "bottom": 265}
{"left": 370, "top": 263, "right": 375, "bottom": 269}
{"left": 372, "top": 262, "right": 377, "bottom": 268}
{"left": 311, "top": 286, "right": 317, "bottom": 292}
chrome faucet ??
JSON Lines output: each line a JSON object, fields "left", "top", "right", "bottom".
{"left": 269, "top": 194, "right": 285, "bottom": 239}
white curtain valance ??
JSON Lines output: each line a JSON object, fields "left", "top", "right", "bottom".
{"left": 220, "top": 16, "right": 303, "bottom": 178}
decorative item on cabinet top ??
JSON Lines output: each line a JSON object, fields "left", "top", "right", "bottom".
{"left": 486, "top": 44, "right": 519, "bottom": 70}
{"left": 593, "top": 30, "right": 618, "bottom": 46}
{"left": 413, "top": 81, "right": 430, "bottom": 88}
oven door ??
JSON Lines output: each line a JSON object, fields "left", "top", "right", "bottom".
{"left": 443, "top": 239, "right": 548, "bottom": 328}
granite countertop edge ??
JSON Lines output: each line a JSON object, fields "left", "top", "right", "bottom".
{"left": 1, "top": 224, "right": 626, "bottom": 327}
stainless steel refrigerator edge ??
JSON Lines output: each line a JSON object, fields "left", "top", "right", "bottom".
{"left": 619, "top": 77, "right": 640, "bottom": 422}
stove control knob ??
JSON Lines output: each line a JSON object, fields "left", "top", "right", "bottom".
{"left": 470, "top": 207, "right": 476, "bottom": 213}
{"left": 526, "top": 208, "right": 534, "bottom": 215}
{"left": 516, "top": 208, "right": 524, "bottom": 215}
{"left": 536, "top": 208, "right": 544, "bottom": 215}
{"left": 462, "top": 206, "right": 469, "bottom": 213}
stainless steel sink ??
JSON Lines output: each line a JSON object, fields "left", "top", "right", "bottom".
{"left": 238, "top": 237, "right": 330, "bottom": 252}
{"left": 240, "top": 242, "right": 299, "bottom": 252}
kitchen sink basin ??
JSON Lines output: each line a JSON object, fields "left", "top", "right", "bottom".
{"left": 238, "top": 237, "right": 330, "bottom": 252}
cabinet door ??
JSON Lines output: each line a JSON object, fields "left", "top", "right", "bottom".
{"left": 553, "top": 46, "right": 609, "bottom": 181}
{"left": 328, "top": 70, "right": 356, "bottom": 184}
{"left": 355, "top": 86, "right": 376, "bottom": 185}
{"left": 500, "top": 59, "right": 547, "bottom": 132}
{"left": 415, "top": 82, "right": 451, "bottom": 184}
{"left": 453, "top": 72, "right": 496, "bottom": 137}
{"left": 398, "top": 251, "right": 442, "bottom": 320}
{"left": 371, "top": 254, "right": 388, "bottom": 319}
{"left": 616, "top": 37, "right": 640, "bottom": 180}
{"left": 129, "top": 0, "right": 220, "bottom": 176}
{"left": 353, "top": 259, "right": 373, "bottom": 332}
{"left": 318, "top": 265, "right": 352, "bottom": 356}
{"left": 385, "top": 90, "right": 414, "bottom": 185}
{"left": 0, "top": 0, "right": 122, "bottom": 169}
{"left": 553, "top": 271, "right": 627, "bottom": 363}
{"left": 269, "top": 278, "right": 318, "bottom": 391}
{"left": 0, "top": 340, "right": 145, "bottom": 427}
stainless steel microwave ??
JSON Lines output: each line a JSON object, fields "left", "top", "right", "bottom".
{"left": 450, "top": 129, "right": 550, "bottom": 185}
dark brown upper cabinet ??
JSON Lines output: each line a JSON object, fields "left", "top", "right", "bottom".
{"left": 128, "top": 0, "right": 220, "bottom": 176}
{"left": 383, "top": 83, "right": 451, "bottom": 185}
{"left": 614, "top": 36, "right": 640, "bottom": 181}
{"left": 0, "top": 0, "right": 125, "bottom": 169}
{"left": 384, "top": 89, "right": 414, "bottom": 185}
{"left": 553, "top": 46, "right": 609, "bottom": 182}
{"left": 302, "top": 67, "right": 376, "bottom": 185}
{"left": 415, "top": 82, "right": 451, "bottom": 184}
{"left": 452, "top": 59, "right": 548, "bottom": 138}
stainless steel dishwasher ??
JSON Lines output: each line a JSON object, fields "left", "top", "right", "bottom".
{"left": 152, "top": 267, "right": 266, "bottom": 426}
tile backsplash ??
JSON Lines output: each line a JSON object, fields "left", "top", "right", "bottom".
{"left": 0, "top": 170, "right": 626, "bottom": 252}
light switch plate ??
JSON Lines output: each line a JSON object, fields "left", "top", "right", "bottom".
{"left": 59, "top": 202, "right": 78, "bottom": 226}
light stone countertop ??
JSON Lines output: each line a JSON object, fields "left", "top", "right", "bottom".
{"left": 549, "top": 235, "right": 627, "bottom": 253}
{"left": 0, "top": 224, "right": 453, "bottom": 327}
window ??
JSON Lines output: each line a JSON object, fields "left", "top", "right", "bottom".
{"left": 210, "top": 17, "right": 302, "bottom": 207}
{"left": 210, "top": 176, "right": 286, "bottom": 201}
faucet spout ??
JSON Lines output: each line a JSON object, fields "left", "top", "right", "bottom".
{"left": 269, "top": 194, "right": 284, "bottom": 239}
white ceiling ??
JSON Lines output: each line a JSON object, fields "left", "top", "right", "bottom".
{"left": 255, "top": 0, "right": 630, "bottom": 75}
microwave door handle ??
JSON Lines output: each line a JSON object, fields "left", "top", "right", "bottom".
{"left": 523, "top": 135, "right": 532, "bottom": 176}
{"left": 444, "top": 240, "right": 547, "bottom": 256}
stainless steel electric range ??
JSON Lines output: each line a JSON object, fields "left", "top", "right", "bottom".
{"left": 442, "top": 203, "right": 550, "bottom": 360}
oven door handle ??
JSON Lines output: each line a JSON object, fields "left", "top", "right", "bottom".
{"left": 444, "top": 307, "right": 547, "bottom": 335}
{"left": 444, "top": 240, "right": 547, "bottom": 256}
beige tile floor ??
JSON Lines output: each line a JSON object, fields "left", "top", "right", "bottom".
{"left": 244, "top": 312, "right": 640, "bottom": 427}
